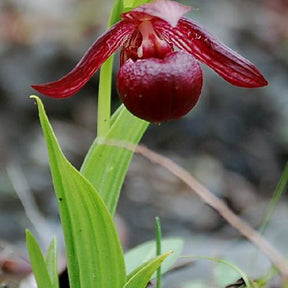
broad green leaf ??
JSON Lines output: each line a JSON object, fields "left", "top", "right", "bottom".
{"left": 31, "top": 96, "right": 126, "bottom": 288}
{"left": 81, "top": 105, "right": 149, "bottom": 215}
{"left": 125, "top": 238, "right": 184, "bottom": 276}
{"left": 45, "top": 237, "right": 59, "bottom": 288}
{"left": 124, "top": 251, "right": 173, "bottom": 288}
{"left": 26, "top": 230, "right": 53, "bottom": 288}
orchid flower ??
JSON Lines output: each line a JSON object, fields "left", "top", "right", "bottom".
{"left": 32, "top": 0, "right": 267, "bottom": 122}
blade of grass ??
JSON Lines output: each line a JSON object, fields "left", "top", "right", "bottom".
{"left": 26, "top": 230, "right": 53, "bottom": 288}
{"left": 259, "top": 162, "right": 288, "bottom": 234}
{"left": 124, "top": 251, "right": 173, "bottom": 288}
{"left": 45, "top": 237, "right": 59, "bottom": 288}
{"left": 248, "top": 162, "right": 288, "bottom": 277}
{"left": 155, "top": 217, "right": 162, "bottom": 288}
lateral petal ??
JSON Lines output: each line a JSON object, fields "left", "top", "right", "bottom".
{"left": 32, "top": 20, "right": 137, "bottom": 98}
{"left": 154, "top": 18, "right": 268, "bottom": 88}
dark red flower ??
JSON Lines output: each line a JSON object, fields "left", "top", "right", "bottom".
{"left": 32, "top": 0, "right": 268, "bottom": 122}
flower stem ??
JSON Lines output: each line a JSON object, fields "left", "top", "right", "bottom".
{"left": 97, "top": 0, "right": 123, "bottom": 137}
{"left": 97, "top": 56, "right": 114, "bottom": 137}
{"left": 155, "top": 216, "right": 162, "bottom": 288}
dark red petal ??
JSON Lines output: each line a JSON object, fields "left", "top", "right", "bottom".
{"left": 117, "top": 51, "right": 203, "bottom": 123}
{"left": 31, "top": 20, "right": 137, "bottom": 98}
{"left": 153, "top": 18, "right": 268, "bottom": 88}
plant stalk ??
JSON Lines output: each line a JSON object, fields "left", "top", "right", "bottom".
{"left": 155, "top": 217, "right": 162, "bottom": 288}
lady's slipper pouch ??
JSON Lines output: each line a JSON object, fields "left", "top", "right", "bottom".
{"left": 32, "top": 0, "right": 268, "bottom": 123}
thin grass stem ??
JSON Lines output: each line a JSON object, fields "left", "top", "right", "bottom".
{"left": 155, "top": 217, "right": 162, "bottom": 288}
{"left": 259, "top": 162, "right": 288, "bottom": 234}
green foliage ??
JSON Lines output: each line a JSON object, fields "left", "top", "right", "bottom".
{"left": 155, "top": 217, "right": 162, "bottom": 288}
{"left": 81, "top": 105, "right": 148, "bottom": 215}
{"left": 125, "top": 238, "right": 184, "bottom": 276}
{"left": 29, "top": 93, "right": 287, "bottom": 287}
{"left": 45, "top": 237, "right": 60, "bottom": 288}
{"left": 26, "top": 230, "right": 54, "bottom": 288}
{"left": 31, "top": 96, "right": 126, "bottom": 288}
{"left": 124, "top": 251, "right": 173, "bottom": 288}
{"left": 28, "top": 97, "right": 178, "bottom": 288}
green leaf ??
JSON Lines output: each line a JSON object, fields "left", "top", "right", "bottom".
{"left": 31, "top": 96, "right": 126, "bottom": 288}
{"left": 124, "top": 251, "right": 173, "bottom": 288}
{"left": 81, "top": 105, "right": 149, "bottom": 215}
{"left": 26, "top": 230, "right": 53, "bottom": 288}
{"left": 45, "top": 237, "right": 59, "bottom": 288}
{"left": 125, "top": 238, "right": 183, "bottom": 277}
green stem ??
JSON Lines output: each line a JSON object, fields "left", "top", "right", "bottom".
{"left": 155, "top": 217, "right": 162, "bottom": 288}
{"left": 97, "top": 56, "right": 114, "bottom": 137}
{"left": 97, "top": 0, "right": 123, "bottom": 137}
